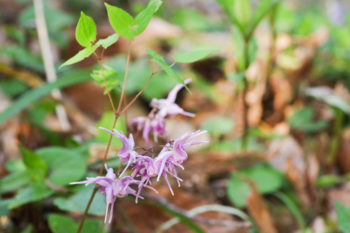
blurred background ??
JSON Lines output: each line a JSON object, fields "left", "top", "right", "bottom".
{"left": 1, "top": 0, "right": 350, "bottom": 232}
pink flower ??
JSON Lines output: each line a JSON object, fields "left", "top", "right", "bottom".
{"left": 131, "top": 155, "right": 159, "bottom": 202}
{"left": 150, "top": 79, "right": 194, "bottom": 118}
{"left": 153, "top": 130, "right": 208, "bottom": 195}
{"left": 131, "top": 113, "right": 166, "bottom": 145}
{"left": 173, "top": 130, "right": 208, "bottom": 163}
{"left": 154, "top": 146, "right": 184, "bottom": 196}
{"left": 70, "top": 165, "right": 138, "bottom": 223}
{"left": 99, "top": 127, "right": 138, "bottom": 176}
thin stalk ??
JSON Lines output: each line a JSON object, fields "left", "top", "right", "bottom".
{"left": 241, "top": 36, "right": 250, "bottom": 150}
{"left": 76, "top": 187, "right": 99, "bottom": 233}
{"left": 117, "top": 43, "right": 132, "bottom": 113}
{"left": 96, "top": 55, "right": 118, "bottom": 115}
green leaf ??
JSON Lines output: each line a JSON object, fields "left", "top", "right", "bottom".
{"left": 20, "top": 225, "right": 33, "bottom": 233}
{"left": 172, "top": 46, "right": 218, "bottom": 63}
{"left": 246, "top": 0, "right": 280, "bottom": 38}
{"left": 273, "top": 192, "right": 306, "bottom": 230}
{"left": 0, "top": 170, "right": 31, "bottom": 194}
{"left": 91, "top": 65, "right": 119, "bottom": 94}
{"left": 143, "top": 199, "right": 205, "bottom": 233}
{"left": 200, "top": 116, "right": 234, "bottom": 137}
{"left": 146, "top": 49, "right": 189, "bottom": 92}
{"left": 20, "top": 147, "right": 48, "bottom": 181}
{"left": 76, "top": 12, "right": 97, "bottom": 47}
{"left": 315, "top": 175, "right": 342, "bottom": 188}
{"left": 215, "top": 0, "right": 244, "bottom": 34}
{"left": 133, "top": 0, "right": 162, "bottom": 36}
{"left": 0, "top": 199, "right": 10, "bottom": 216}
{"left": 48, "top": 214, "right": 104, "bottom": 233}
{"left": 36, "top": 147, "right": 86, "bottom": 186}
{"left": 61, "top": 34, "right": 119, "bottom": 68}
{"left": 227, "top": 163, "right": 286, "bottom": 207}
{"left": 60, "top": 44, "right": 99, "bottom": 68}
{"left": 288, "top": 107, "right": 328, "bottom": 133}
{"left": 96, "top": 33, "right": 119, "bottom": 49}
{"left": 0, "top": 69, "right": 91, "bottom": 125}
{"left": 233, "top": 0, "right": 252, "bottom": 26}
{"left": 54, "top": 185, "right": 106, "bottom": 216}
{"left": 336, "top": 201, "right": 350, "bottom": 233}
{"left": 105, "top": 3, "right": 135, "bottom": 40}
{"left": 8, "top": 183, "right": 54, "bottom": 209}
{"left": 96, "top": 111, "right": 126, "bottom": 147}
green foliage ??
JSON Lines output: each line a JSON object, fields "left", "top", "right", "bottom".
{"left": 0, "top": 69, "right": 91, "bottom": 125}
{"left": 233, "top": 0, "right": 252, "bottom": 27}
{"left": 216, "top": 0, "right": 243, "bottom": 33}
{"left": 8, "top": 183, "right": 54, "bottom": 209}
{"left": 144, "top": 200, "right": 205, "bottom": 233}
{"left": 216, "top": 0, "right": 280, "bottom": 39}
{"left": 105, "top": 0, "right": 162, "bottom": 40}
{"left": 227, "top": 163, "right": 286, "bottom": 207}
{"left": 0, "top": 171, "right": 30, "bottom": 195}
{"left": 0, "top": 79, "right": 29, "bottom": 98}
{"left": 142, "top": 72, "right": 177, "bottom": 100}
{"left": 48, "top": 214, "right": 104, "bottom": 233}
{"left": 172, "top": 46, "right": 218, "bottom": 63}
{"left": 105, "top": 3, "right": 135, "bottom": 40}
{"left": 200, "top": 116, "right": 234, "bottom": 137}
{"left": 36, "top": 147, "right": 86, "bottom": 186}
{"left": 96, "top": 111, "right": 127, "bottom": 147}
{"left": 0, "top": 46, "right": 44, "bottom": 72}
{"left": 288, "top": 107, "right": 328, "bottom": 133}
{"left": 75, "top": 12, "right": 97, "bottom": 47}
{"left": 91, "top": 65, "right": 119, "bottom": 94}
{"left": 20, "top": 147, "right": 48, "bottom": 182}
{"left": 19, "top": 3, "right": 73, "bottom": 48}
{"left": 245, "top": 0, "right": 280, "bottom": 38}
{"left": 274, "top": 192, "right": 306, "bottom": 230}
{"left": 60, "top": 34, "right": 119, "bottom": 68}
{"left": 54, "top": 185, "right": 106, "bottom": 216}
{"left": 315, "top": 175, "right": 342, "bottom": 188}
{"left": 335, "top": 201, "right": 350, "bottom": 233}
{"left": 97, "top": 33, "right": 119, "bottom": 49}
{"left": 132, "top": 0, "right": 162, "bottom": 36}
{"left": 146, "top": 49, "right": 189, "bottom": 91}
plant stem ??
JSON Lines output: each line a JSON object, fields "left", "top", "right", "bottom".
{"left": 241, "top": 37, "right": 250, "bottom": 151}
{"left": 117, "top": 43, "right": 132, "bottom": 113}
{"left": 97, "top": 57, "right": 118, "bottom": 115}
{"left": 76, "top": 187, "right": 99, "bottom": 233}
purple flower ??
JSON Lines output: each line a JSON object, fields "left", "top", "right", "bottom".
{"left": 173, "top": 130, "right": 208, "bottom": 163}
{"left": 131, "top": 155, "right": 159, "bottom": 202}
{"left": 131, "top": 113, "right": 166, "bottom": 145}
{"left": 153, "top": 130, "right": 208, "bottom": 195}
{"left": 154, "top": 146, "right": 184, "bottom": 195}
{"left": 70, "top": 165, "right": 138, "bottom": 223}
{"left": 150, "top": 79, "right": 194, "bottom": 118}
{"left": 99, "top": 127, "right": 138, "bottom": 176}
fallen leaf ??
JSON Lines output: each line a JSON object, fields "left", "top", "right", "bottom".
{"left": 246, "top": 183, "right": 277, "bottom": 233}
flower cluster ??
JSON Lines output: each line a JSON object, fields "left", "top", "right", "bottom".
{"left": 131, "top": 79, "right": 193, "bottom": 145}
{"left": 71, "top": 80, "right": 208, "bottom": 223}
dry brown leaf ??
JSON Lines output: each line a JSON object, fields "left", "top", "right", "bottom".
{"left": 286, "top": 159, "right": 311, "bottom": 206}
{"left": 246, "top": 183, "right": 277, "bottom": 233}
{"left": 336, "top": 128, "right": 350, "bottom": 173}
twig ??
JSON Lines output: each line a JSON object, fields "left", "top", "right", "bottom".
{"left": 33, "top": 0, "right": 71, "bottom": 131}
{"left": 117, "top": 42, "right": 132, "bottom": 113}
